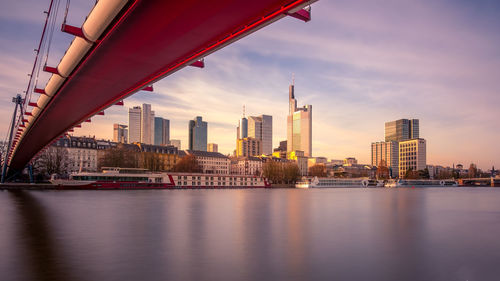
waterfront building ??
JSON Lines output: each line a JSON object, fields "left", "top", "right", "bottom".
{"left": 186, "top": 150, "right": 230, "bottom": 174}
{"left": 236, "top": 137, "right": 262, "bottom": 157}
{"left": 113, "top": 124, "right": 128, "bottom": 144}
{"left": 154, "top": 117, "right": 170, "bottom": 146}
{"left": 188, "top": 116, "right": 208, "bottom": 151}
{"left": 329, "top": 159, "right": 344, "bottom": 165}
{"left": 248, "top": 115, "right": 273, "bottom": 155}
{"left": 385, "top": 119, "right": 419, "bottom": 142}
{"left": 308, "top": 157, "right": 328, "bottom": 169}
{"left": 343, "top": 157, "right": 358, "bottom": 166}
{"left": 332, "top": 164, "right": 375, "bottom": 178}
{"left": 288, "top": 150, "right": 309, "bottom": 176}
{"left": 128, "top": 106, "right": 141, "bottom": 143}
{"left": 399, "top": 138, "right": 426, "bottom": 178}
{"left": 53, "top": 136, "right": 98, "bottom": 173}
{"left": 371, "top": 141, "right": 399, "bottom": 177}
{"left": 136, "top": 143, "right": 179, "bottom": 171}
{"left": 230, "top": 156, "right": 263, "bottom": 176}
{"left": 169, "top": 139, "right": 181, "bottom": 149}
{"left": 287, "top": 82, "right": 312, "bottom": 157}
{"left": 208, "top": 143, "right": 218, "bottom": 152}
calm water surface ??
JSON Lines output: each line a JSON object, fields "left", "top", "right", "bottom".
{"left": 1, "top": 187, "right": 500, "bottom": 281}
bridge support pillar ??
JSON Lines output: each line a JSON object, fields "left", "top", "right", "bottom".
{"left": 28, "top": 164, "right": 34, "bottom": 184}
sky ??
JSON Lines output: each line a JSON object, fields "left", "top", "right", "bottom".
{"left": 0, "top": 0, "right": 499, "bottom": 170}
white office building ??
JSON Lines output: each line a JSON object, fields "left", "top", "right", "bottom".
{"left": 399, "top": 138, "right": 426, "bottom": 178}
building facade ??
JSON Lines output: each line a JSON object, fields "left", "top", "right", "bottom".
{"left": 188, "top": 116, "right": 207, "bottom": 151}
{"left": 399, "top": 138, "right": 426, "bottom": 178}
{"left": 248, "top": 115, "right": 273, "bottom": 155}
{"left": 385, "top": 119, "right": 419, "bottom": 142}
{"left": 230, "top": 156, "right": 263, "bottom": 176}
{"left": 236, "top": 137, "right": 262, "bottom": 157}
{"left": 371, "top": 141, "right": 399, "bottom": 176}
{"left": 288, "top": 150, "right": 309, "bottom": 176}
{"left": 208, "top": 143, "right": 218, "bottom": 152}
{"left": 53, "top": 136, "right": 98, "bottom": 173}
{"left": 287, "top": 83, "right": 312, "bottom": 157}
{"left": 141, "top": 104, "right": 154, "bottom": 144}
{"left": 154, "top": 117, "right": 170, "bottom": 146}
{"left": 113, "top": 124, "right": 128, "bottom": 143}
{"left": 128, "top": 106, "right": 141, "bottom": 143}
{"left": 187, "top": 150, "right": 230, "bottom": 174}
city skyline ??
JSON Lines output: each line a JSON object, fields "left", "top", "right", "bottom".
{"left": 0, "top": 0, "right": 499, "bottom": 170}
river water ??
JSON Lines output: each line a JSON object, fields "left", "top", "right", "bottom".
{"left": 1, "top": 187, "right": 500, "bottom": 281}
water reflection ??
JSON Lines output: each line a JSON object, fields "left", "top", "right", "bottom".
{"left": 1, "top": 188, "right": 500, "bottom": 281}
{"left": 9, "top": 191, "right": 82, "bottom": 281}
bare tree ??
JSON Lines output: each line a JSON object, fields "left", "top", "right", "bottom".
{"left": 309, "top": 164, "right": 327, "bottom": 177}
{"left": 283, "top": 162, "right": 301, "bottom": 184}
{"left": 98, "top": 145, "right": 140, "bottom": 169}
{"left": 34, "top": 147, "right": 69, "bottom": 176}
{"left": 468, "top": 163, "right": 478, "bottom": 178}
{"left": 173, "top": 155, "right": 201, "bottom": 173}
{"left": 376, "top": 160, "right": 390, "bottom": 180}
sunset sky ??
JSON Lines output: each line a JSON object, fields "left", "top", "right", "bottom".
{"left": 1, "top": 0, "right": 499, "bottom": 170}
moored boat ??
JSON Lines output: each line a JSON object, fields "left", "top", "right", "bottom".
{"left": 51, "top": 167, "right": 271, "bottom": 189}
{"left": 295, "top": 177, "right": 375, "bottom": 188}
{"left": 385, "top": 179, "right": 458, "bottom": 187}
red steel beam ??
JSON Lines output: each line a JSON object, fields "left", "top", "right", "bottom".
{"left": 9, "top": 0, "right": 316, "bottom": 172}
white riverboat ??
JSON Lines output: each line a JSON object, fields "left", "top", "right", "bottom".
{"left": 51, "top": 167, "right": 271, "bottom": 189}
{"left": 385, "top": 179, "right": 458, "bottom": 187}
{"left": 296, "top": 177, "right": 377, "bottom": 188}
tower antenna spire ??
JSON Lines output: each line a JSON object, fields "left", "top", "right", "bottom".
{"left": 292, "top": 73, "right": 295, "bottom": 85}
{"left": 243, "top": 105, "right": 245, "bottom": 118}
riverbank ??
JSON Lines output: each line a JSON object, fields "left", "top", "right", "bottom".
{"left": 0, "top": 183, "right": 296, "bottom": 190}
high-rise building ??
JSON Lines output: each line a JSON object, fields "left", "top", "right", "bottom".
{"left": 398, "top": 138, "right": 426, "bottom": 178}
{"left": 154, "top": 117, "right": 170, "bottom": 146}
{"left": 287, "top": 82, "right": 312, "bottom": 157}
{"left": 169, "top": 139, "right": 181, "bottom": 149}
{"left": 371, "top": 141, "right": 399, "bottom": 176}
{"left": 141, "top": 104, "right": 154, "bottom": 144}
{"left": 208, "top": 143, "right": 218, "bottom": 152}
{"left": 248, "top": 115, "right": 273, "bottom": 155}
{"left": 189, "top": 116, "right": 207, "bottom": 151}
{"left": 128, "top": 106, "right": 141, "bottom": 143}
{"left": 385, "top": 119, "right": 419, "bottom": 142}
{"left": 237, "top": 117, "right": 248, "bottom": 139}
{"left": 113, "top": 124, "right": 128, "bottom": 143}
{"left": 236, "top": 137, "right": 262, "bottom": 157}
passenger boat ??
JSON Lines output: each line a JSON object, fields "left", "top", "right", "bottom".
{"left": 385, "top": 179, "right": 458, "bottom": 187}
{"left": 51, "top": 167, "right": 271, "bottom": 189}
{"left": 296, "top": 177, "right": 375, "bottom": 188}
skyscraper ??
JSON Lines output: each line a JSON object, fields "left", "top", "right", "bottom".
{"left": 248, "top": 115, "right": 273, "bottom": 155}
{"left": 128, "top": 106, "right": 141, "bottom": 143}
{"left": 237, "top": 117, "right": 248, "bottom": 139}
{"left": 371, "top": 141, "right": 399, "bottom": 176}
{"left": 154, "top": 117, "right": 170, "bottom": 145}
{"left": 141, "top": 104, "right": 154, "bottom": 144}
{"left": 113, "top": 124, "right": 128, "bottom": 143}
{"left": 287, "top": 82, "right": 312, "bottom": 157}
{"left": 385, "top": 119, "right": 419, "bottom": 142}
{"left": 189, "top": 116, "right": 207, "bottom": 151}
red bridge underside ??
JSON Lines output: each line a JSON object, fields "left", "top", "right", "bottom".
{"left": 10, "top": 0, "right": 312, "bottom": 172}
